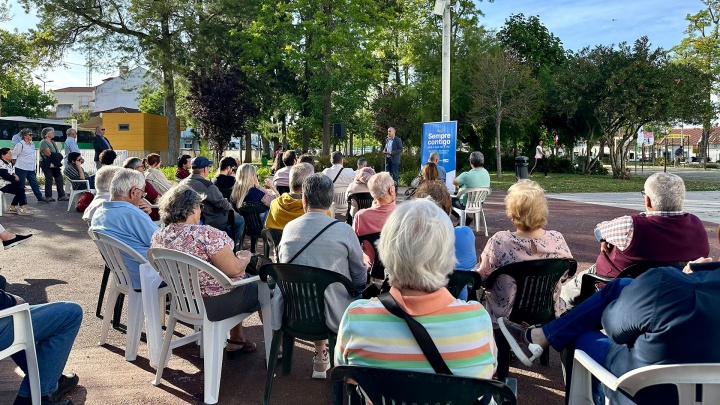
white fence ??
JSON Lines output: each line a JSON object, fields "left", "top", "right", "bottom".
{"left": 35, "top": 149, "right": 129, "bottom": 178}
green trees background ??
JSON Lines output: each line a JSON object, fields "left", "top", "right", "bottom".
{"left": 4, "top": 0, "right": 719, "bottom": 179}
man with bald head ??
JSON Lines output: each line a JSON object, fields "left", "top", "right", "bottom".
{"left": 92, "top": 126, "right": 113, "bottom": 169}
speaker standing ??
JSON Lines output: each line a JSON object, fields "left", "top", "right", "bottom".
{"left": 384, "top": 127, "right": 403, "bottom": 192}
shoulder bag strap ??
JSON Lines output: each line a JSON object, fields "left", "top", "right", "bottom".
{"left": 378, "top": 293, "right": 453, "bottom": 375}
{"left": 286, "top": 220, "right": 339, "bottom": 264}
{"left": 332, "top": 168, "right": 344, "bottom": 184}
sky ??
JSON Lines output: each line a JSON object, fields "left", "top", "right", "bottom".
{"left": 2, "top": 0, "right": 709, "bottom": 91}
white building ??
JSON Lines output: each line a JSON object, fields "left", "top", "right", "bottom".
{"left": 94, "top": 67, "right": 155, "bottom": 112}
{"left": 52, "top": 86, "right": 95, "bottom": 118}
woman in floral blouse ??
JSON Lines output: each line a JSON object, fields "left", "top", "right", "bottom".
{"left": 477, "top": 179, "right": 573, "bottom": 327}
{"left": 151, "top": 185, "right": 260, "bottom": 355}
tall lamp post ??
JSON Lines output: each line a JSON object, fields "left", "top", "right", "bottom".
{"left": 35, "top": 76, "right": 54, "bottom": 93}
{"left": 434, "top": 0, "right": 451, "bottom": 122}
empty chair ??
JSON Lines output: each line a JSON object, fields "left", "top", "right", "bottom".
{"left": 332, "top": 185, "right": 348, "bottom": 217}
{"left": 237, "top": 202, "right": 267, "bottom": 253}
{"left": 89, "top": 230, "right": 166, "bottom": 361}
{"left": 331, "top": 365, "right": 517, "bottom": 405}
{"left": 148, "top": 247, "right": 272, "bottom": 405}
{"left": 569, "top": 350, "right": 720, "bottom": 405}
{"left": 451, "top": 187, "right": 491, "bottom": 236}
{"left": 0, "top": 303, "right": 41, "bottom": 405}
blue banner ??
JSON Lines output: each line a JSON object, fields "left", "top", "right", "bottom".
{"left": 422, "top": 121, "right": 457, "bottom": 190}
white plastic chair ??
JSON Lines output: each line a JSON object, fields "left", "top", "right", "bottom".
{"left": 451, "top": 187, "right": 491, "bottom": 236}
{"left": 88, "top": 230, "right": 166, "bottom": 361}
{"left": 66, "top": 179, "right": 96, "bottom": 211}
{"left": 147, "top": 247, "right": 273, "bottom": 405}
{"left": 569, "top": 349, "right": 720, "bottom": 405}
{"left": 0, "top": 303, "right": 41, "bottom": 404}
{"left": 0, "top": 191, "right": 5, "bottom": 216}
{"left": 332, "top": 185, "right": 348, "bottom": 216}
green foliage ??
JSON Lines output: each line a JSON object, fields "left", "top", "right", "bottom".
{"left": 257, "top": 166, "right": 272, "bottom": 183}
{"left": 0, "top": 72, "right": 55, "bottom": 117}
{"left": 138, "top": 84, "right": 165, "bottom": 116}
{"left": 498, "top": 13, "right": 566, "bottom": 73}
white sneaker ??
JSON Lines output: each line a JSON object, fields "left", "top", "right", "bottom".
{"left": 17, "top": 207, "right": 33, "bottom": 216}
{"left": 5, "top": 206, "right": 18, "bottom": 214}
{"left": 312, "top": 349, "right": 330, "bottom": 379}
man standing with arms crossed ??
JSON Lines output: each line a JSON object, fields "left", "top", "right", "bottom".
{"left": 384, "top": 127, "right": 402, "bottom": 192}
{"left": 64, "top": 128, "right": 81, "bottom": 166}
{"left": 92, "top": 126, "right": 113, "bottom": 170}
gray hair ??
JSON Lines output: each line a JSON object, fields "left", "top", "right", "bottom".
{"left": 66, "top": 128, "right": 77, "bottom": 137}
{"left": 379, "top": 199, "right": 456, "bottom": 292}
{"left": 123, "top": 157, "right": 143, "bottom": 170}
{"left": 41, "top": 127, "right": 54, "bottom": 138}
{"left": 357, "top": 157, "right": 367, "bottom": 168}
{"left": 644, "top": 172, "right": 685, "bottom": 211}
{"left": 159, "top": 185, "right": 204, "bottom": 225}
{"left": 368, "top": 172, "right": 394, "bottom": 199}
{"left": 94, "top": 166, "right": 122, "bottom": 194}
{"left": 302, "top": 173, "right": 334, "bottom": 209}
{"left": 20, "top": 128, "right": 32, "bottom": 137}
{"left": 110, "top": 169, "right": 145, "bottom": 199}
{"left": 429, "top": 152, "right": 439, "bottom": 163}
{"left": 331, "top": 151, "right": 344, "bottom": 165}
{"left": 290, "top": 162, "right": 314, "bottom": 192}
{"left": 470, "top": 151, "right": 484, "bottom": 167}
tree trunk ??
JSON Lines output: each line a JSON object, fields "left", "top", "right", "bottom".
{"left": 244, "top": 132, "right": 252, "bottom": 163}
{"left": 322, "top": 89, "right": 331, "bottom": 155}
{"left": 495, "top": 113, "right": 502, "bottom": 179}
{"left": 281, "top": 116, "right": 288, "bottom": 149}
{"left": 162, "top": 64, "right": 179, "bottom": 162}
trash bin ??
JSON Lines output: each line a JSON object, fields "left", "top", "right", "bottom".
{"left": 261, "top": 152, "right": 270, "bottom": 167}
{"left": 515, "top": 156, "right": 529, "bottom": 180}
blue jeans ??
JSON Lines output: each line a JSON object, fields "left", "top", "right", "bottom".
{"left": 542, "top": 278, "right": 632, "bottom": 405}
{"left": 385, "top": 158, "right": 399, "bottom": 191}
{"left": 220, "top": 213, "right": 246, "bottom": 245}
{"left": 0, "top": 302, "right": 83, "bottom": 397}
{"left": 14, "top": 168, "right": 43, "bottom": 201}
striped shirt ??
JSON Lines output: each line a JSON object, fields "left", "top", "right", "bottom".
{"left": 595, "top": 211, "right": 685, "bottom": 251}
{"left": 334, "top": 287, "right": 497, "bottom": 379}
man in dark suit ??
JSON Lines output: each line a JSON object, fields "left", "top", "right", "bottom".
{"left": 383, "top": 127, "right": 402, "bottom": 192}
{"left": 92, "top": 126, "right": 113, "bottom": 169}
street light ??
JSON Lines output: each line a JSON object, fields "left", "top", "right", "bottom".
{"left": 34, "top": 76, "right": 54, "bottom": 93}
{"left": 433, "top": 0, "right": 451, "bottom": 122}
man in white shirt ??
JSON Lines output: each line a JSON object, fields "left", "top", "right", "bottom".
{"left": 322, "top": 151, "right": 356, "bottom": 189}
{"left": 64, "top": 128, "right": 81, "bottom": 165}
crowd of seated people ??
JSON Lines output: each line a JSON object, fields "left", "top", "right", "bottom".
{"left": 212, "top": 156, "right": 239, "bottom": 198}
{"left": 10, "top": 144, "right": 719, "bottom": 405}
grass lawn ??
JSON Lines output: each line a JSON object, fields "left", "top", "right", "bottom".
{"left": 488, "top": 173, "right": 720, "bottom": 193}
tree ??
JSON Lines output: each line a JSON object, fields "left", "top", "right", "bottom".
{"left": 672, "top": 0, "right": 720, "bottom": 166}
{"left": 498, "top": 13, "right": 565, "bottom": 74}
{"left": 0, "top": 73, "right": 55, "bottom": 117}
{"left": 187, "top": 62, "right": 259, "bottom": 163}
{"left": 471, "top": 47, "right": 542, "bottom": 178}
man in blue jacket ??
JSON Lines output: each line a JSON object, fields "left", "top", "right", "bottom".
{"left": 0, "top": 289, "right": 82, "bottom": 405}
{"left": 499, "top": 260, "right": 720, "bottom": 405}
{"left": 383, "top": 127, "right": 402, "bottom": 192}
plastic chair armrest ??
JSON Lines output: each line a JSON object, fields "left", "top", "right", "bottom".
{"left": 0, "top": 302, "right": 30, "bottom": 318}
{"left": 574, "top": 350, "right": 620, "bottom": 390}
{"left": 228, "top": 275, "right": 260, "bottom": 287}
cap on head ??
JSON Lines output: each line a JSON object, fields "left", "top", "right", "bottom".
{"left": 191, "top": 156, "right": 214, "bottom": 169}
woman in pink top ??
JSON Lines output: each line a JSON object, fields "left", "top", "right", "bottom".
{"left": 353, "top": 172, "right": 397, "bottom": 268}
{"left": 477, "top": 180, "right": 572, "bottom": 327}
{"left": 151, "top": 185, "right": 260, "bottom": 356}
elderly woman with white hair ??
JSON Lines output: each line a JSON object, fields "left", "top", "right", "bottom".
{"left": 352, "top": 172, "right": 396, "bottom": 267}
{"left": 82, "top": 165, "right": 123, "bottom": 223}
{"left": 151, "top": 185, "right": 260, "bottom": 356}
{"left": 335, "top": 199, "right": 497, "bottom": 378}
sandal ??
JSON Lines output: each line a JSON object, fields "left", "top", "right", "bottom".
{"left": 226, "top": 339, "right": 257, "bottom": 360}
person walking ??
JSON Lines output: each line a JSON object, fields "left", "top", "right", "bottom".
{"left": 384, "top": 127, "right": 403, "bottom": 192}
{"left": 39, "top": 127, "right": 68, "bottom": 202}
{"left": 12, "top": 129, "right": 48, "bottom": 203}
{"left": 530, "top": 140, "right": 549, "bottom": 178}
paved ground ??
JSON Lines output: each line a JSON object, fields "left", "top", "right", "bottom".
{"left": 0, "top": 185, "right": 718, "bottom": 405}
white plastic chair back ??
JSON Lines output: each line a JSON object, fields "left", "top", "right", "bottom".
{"left": 570, "top": 349, "right": 720, "bottom": 405}
{"left": 452, "top": 187, "right": 491, "bottom": 236}
{"left": 88, "top": 230, "right": 143, "bottom": 292}
{"left": 0, "top": 303, "right": 41, "bottom": 404}
{"left": 333, "top": 185, "right": 348, "bottom": 213}
{"left": 67, "top": 179, "right": 96, "bottom": 211}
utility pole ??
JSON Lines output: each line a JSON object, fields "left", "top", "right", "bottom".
{"left": 35, "top": 76, "right": 54, "bottom": 93}
{"left": 434, "top": 0, "right": 451, "bottom": 122}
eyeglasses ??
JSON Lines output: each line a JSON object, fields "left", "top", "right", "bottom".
{"left": 100, "top": 128, "right": 106, "bottom": 131}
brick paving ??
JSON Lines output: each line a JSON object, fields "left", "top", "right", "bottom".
{"left": 0, "top": 188, "right": 718, "bottom": 404}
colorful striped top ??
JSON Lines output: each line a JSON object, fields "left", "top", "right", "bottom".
{"left": 334, "top": 287, "right": 497, "bottom": 379}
